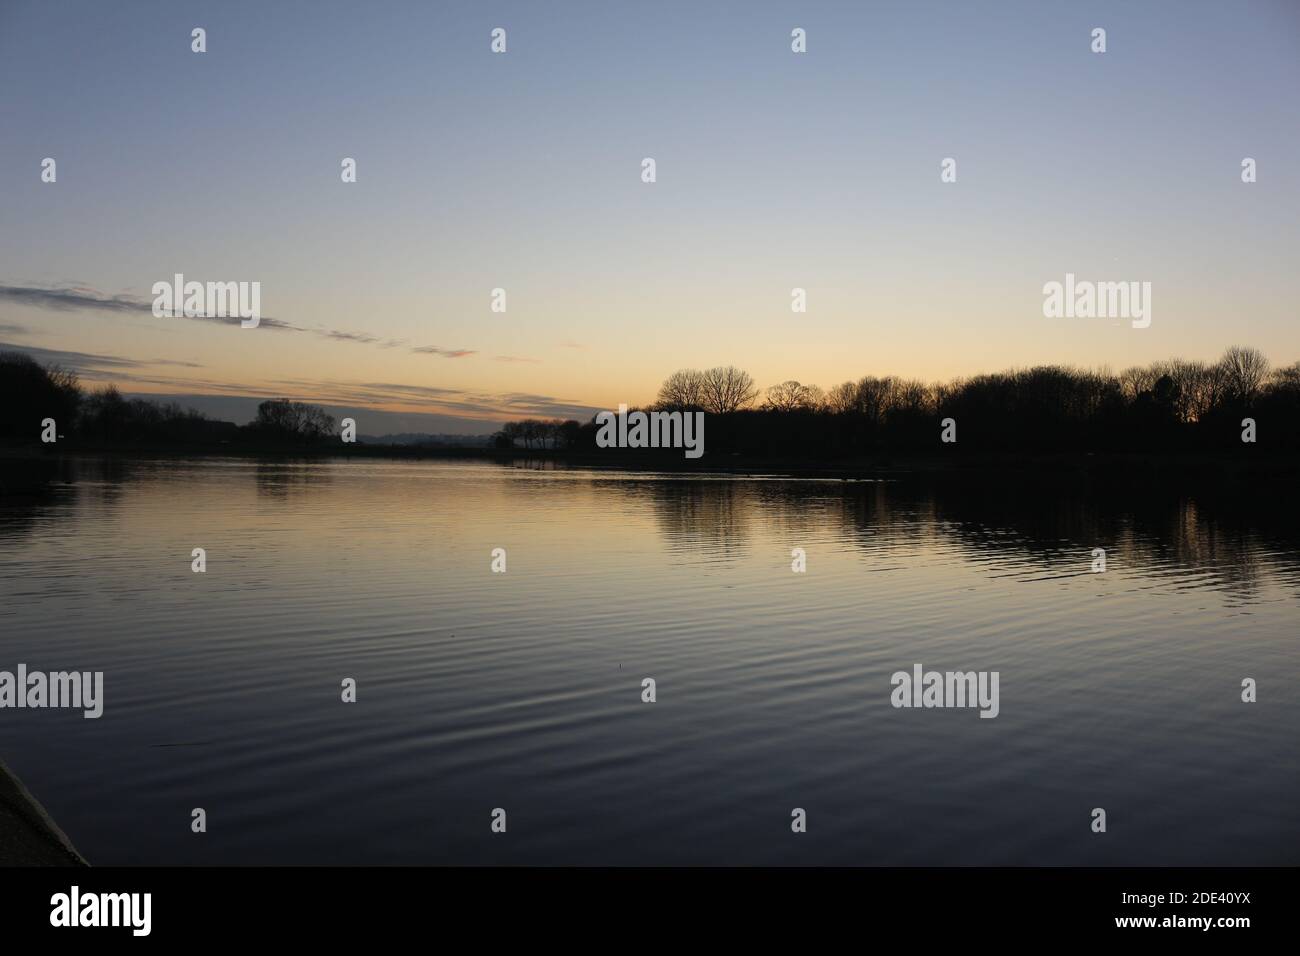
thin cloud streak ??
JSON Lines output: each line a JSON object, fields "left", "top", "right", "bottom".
{"left": 0, "top": 283, "right": 473, "bottom": 353}
{"left": 0, "top": 339, "right": 596, "bottom": 419}
{"left": 0, "top": 340, "right": 204, "bottom": 374}
{"left": 412, "top": 346, "right": 477, "bottom": 358}
{"left": 263, "top": 379, "right": 598, "bottom": 419}
{"left": 0, "top": 285, "right": 146, "bottom": 314}
{"left": 0, "top": 283, "right": 301, "bottom": 330}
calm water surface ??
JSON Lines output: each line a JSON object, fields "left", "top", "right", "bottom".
{"left": 1, "top": 457, "right": 1297, "bottom": 865}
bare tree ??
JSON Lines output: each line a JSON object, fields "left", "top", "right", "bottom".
{"left": 851, "top": 376, "right": 898, "bottom": 425}
{"left": 499, "top": 421, "right": 523, "bottom": 447}
{"left": 763, "top": 380, "right": 822, "bottom": 411}
{"left": 519, "top": 419, "right": 543, "bottom": 449}
{"left": 699, "top": 366, "right": 758, "bottom": 413}
{"left": 497, "top": 418, "right": 572, "bottom": 449}
{"left": 45, "top": 363, "right": 81, "bottom": 396}
{"left": 657, "top": 369, "right": 706, "bottom": 408}
{"left": 255, "top": 398, "right": 335, "bottom": 441}
{"left": 824, "top": 380, "right": 857, "bottom": 414}
{"left": 1118, "top": 365, "right": 1159, "bottom": 402}
{"left": 892, "top": 379, "right": 935, "bottom": 417}
{"left": 1219, "top": 346, "right": 1269, "bottom": 405}
{"left": 1270, "top": 361, "right": 1300, "bottom": 393}
{"left": 1163, "top": 359, "right": 1213, "bottom": 422}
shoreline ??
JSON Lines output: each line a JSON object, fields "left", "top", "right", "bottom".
{"left": 3, "top": 444, "right": 1298, "bottom": 488}
{"left": 0, "top": 755, "right": 87, "bottom": 866}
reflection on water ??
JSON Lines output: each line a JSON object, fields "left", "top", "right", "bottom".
{"left": 1, "top": 456, "right": 1297, "bottom": 865}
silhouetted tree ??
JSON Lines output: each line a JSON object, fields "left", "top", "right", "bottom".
{"left": 493, "top": 418, "right": 581, "bottom": 450}
{"left": 1220, "top": 346, "right": 1269, "bottom": 406}
{"left": 657, "top": 369, "right": 706, "bottom": 409}
{"left": 0, "top": 352, "right": 81, "bottom": 441}
{"left": 699, "top": 366, "right": 758, "bottom": 413}
{"left": 764, "top": 380, "right": 822, "bottom": 411}
{"left": 250, "top": 399, "right": 335, "bottom": 443}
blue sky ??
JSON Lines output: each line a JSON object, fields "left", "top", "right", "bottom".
{"left": 2, "top": 0, "right": 1298, "bottom": 430}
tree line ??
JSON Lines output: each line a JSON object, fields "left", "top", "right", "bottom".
{"left": 493, "top": 350, "right": 1300, "bottom": 456}
{"left": 5, "top": 347, "right": 1297, "bottom": 457}
{"left": 0, "top": 351, "right": 336, "bottom": 446}
{"left": 493, "top": 419, "right": 582, "bottom": 450}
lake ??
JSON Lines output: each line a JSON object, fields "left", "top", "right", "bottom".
{"left": 1, "top": 456, "right": 1297, "bottom": 865}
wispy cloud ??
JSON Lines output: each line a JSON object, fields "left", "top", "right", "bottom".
{"left": 257, "top": 379, "right": 599, "bottom": 420}
{"left": 412, "top": 346, "right": 476, "bottom": 358}
{"left": 0, "top": 284, "right": 590, "bottom": 418}
{"left": 0, "top": 341, "right": 204, "bottom": 375}
{"left": 0, "top": 283, "right": 301, "bottom": 330}
{"left": 0, "top": 282, "right": 548, "bottom": 364}
{"left": 0, "top": 282, "right": 475, "bottom": 355}
{"left": 0, "top": 285, "right": 147, "bottom": 314}
{"left": 323, "top": 329, "right": 381, "bottom": 344}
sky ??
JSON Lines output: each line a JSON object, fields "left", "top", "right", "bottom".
{"left": 2, "top": 0, "right": 1298, "bottom": 432}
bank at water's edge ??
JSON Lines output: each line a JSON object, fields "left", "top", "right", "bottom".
{"left": 0, "top": 757, "right": 87, "bottom": 866}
